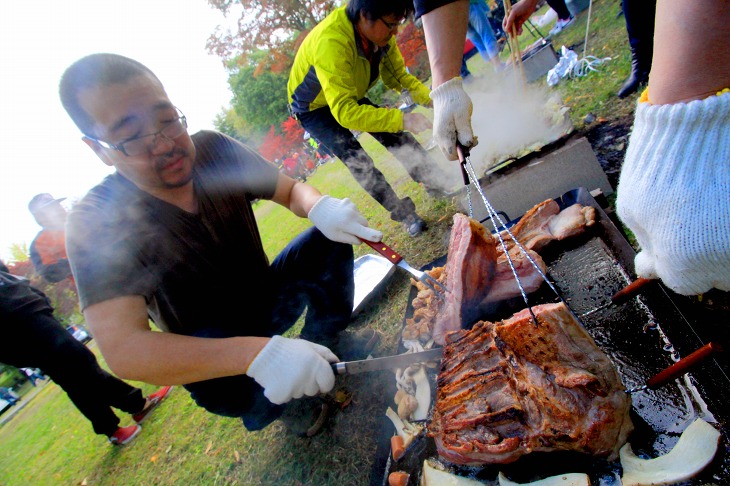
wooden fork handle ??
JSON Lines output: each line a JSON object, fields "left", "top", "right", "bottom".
{"left": 646, "top": 342, "right": 724, "bottom": 389}
{"left": 360, "top": 239, "right": 403, "bottom": 265}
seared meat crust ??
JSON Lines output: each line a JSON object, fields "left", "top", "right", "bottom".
{"left": 429, "top": 303, "right": 633, "bottom": 465}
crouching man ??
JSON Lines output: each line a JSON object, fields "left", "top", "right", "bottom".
{"left": 59, "top": 53, "right": 381, "bottom": 436}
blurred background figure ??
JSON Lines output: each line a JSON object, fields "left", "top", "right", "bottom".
{"left": 545, "top": 0, "right": 575, "bottom": 37}
{"left": 0, "top": 263, "right": 173, "bottom": 445}
{"left": 20, "top": 368, "right": 48, "bottom": 387}
{"left": 617, "top": 0, "right": 657, "bottom": 98}
{"left": 28, "top": 193, "right": 73, "bottom": 284}
{"left": 467, "top": 0, "right": 505, "bottom": 72}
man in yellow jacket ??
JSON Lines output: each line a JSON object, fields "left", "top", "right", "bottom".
{"left": 288, "top": 0, "right": 450, "bottom": 237}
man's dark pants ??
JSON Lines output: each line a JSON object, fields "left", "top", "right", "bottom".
{"left": 0, "top": 311, "right": 145, "bottom": 437}
{"left": 183, "top": 227, "right": 354, "bottom": 431}
{"left": 296, "top": 98, "right": 446, "bottom": 223}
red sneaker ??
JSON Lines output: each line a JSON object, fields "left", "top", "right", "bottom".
{"left": 133, "top": 386, "right": 173, "bottom": 424}
{"left": 108, "top": 424, "right": 141, "bottom": 445}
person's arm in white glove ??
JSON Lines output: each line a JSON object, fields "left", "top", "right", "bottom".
{"left": 616, "top": 0, "right": 730, "bottom": 296}
{"left": 246, "top": 336, "right": 339, "bottom": 405}
{"left": 420, "top": 1, "right": 477, "bottom": 160}
{"left": 271, "top": 173, "right": 381, "bottom": 244}
{"left": 308, "top": 195, "right": 382, "bottom": 245}
{"left": 430, "top": 77, "right": 476, "bottom": 160}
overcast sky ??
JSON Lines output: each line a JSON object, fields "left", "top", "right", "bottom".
{"left": 0, "top": 0, "right": 236, "bottom": 261}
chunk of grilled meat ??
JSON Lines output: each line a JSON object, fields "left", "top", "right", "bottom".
{"left": 432, "top": 214, "right": 498, "bottom": 345}
{"left": 501, "top": 200, "right": 596, "bottom": 252}
{"left": 430, "top": 303, "right": 633, "bottom": 465}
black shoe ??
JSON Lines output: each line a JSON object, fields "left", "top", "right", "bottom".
{"left": 279, "top": 396, "right": 332, "bottom": 438}
{"left": 617, "top": 45, "right": 650, "bottom": 98}
{"left": 403, "top": 214, "right": 427, "bottom": 237}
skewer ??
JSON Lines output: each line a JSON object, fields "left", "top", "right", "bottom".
{"left": 458, "top": 145, "right": 547, "bottom": 327}
{"left": 502, "top": 0, "right": 526, "bottom": 84}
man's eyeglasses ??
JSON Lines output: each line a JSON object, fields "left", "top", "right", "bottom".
{"left": 379, "top": 17, "right": 406, "bottom": 31}
{"left": 86, "top": 108, "right": 188, "bottom": 157}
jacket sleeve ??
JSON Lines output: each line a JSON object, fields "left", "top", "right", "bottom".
{"left": 29, "top": 239, "right": 71, "bottom": 284}
{"left": 316, "top": 34, "right": 405, "bottom": 133}
{"left": 380, "top": 42, "right": 432, "bottom": 106}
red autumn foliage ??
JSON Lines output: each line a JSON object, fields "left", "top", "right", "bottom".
{"left": 259, "top": 126, "right": 288, "bottom": 161}
{"left": 258, "top": 117, "right": 306, "bottom": 163}
{"left": 396, "top": 22, "right": 430, "bottom": 80}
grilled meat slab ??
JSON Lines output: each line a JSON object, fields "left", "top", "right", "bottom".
{"left": 432, "top": 214, "right": 498, "bottom": 345}
{"left": 430, "top": 302, "right": 633, "bottom": 465}
{"left": 501, "top": 200, "right": 596, "bottom": 252}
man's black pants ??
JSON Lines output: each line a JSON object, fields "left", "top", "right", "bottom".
{"left": 0, "top": 311, "right": 145, "bottom": 437}
{"left": 183, "top": 227, "right": 355, "bottom": 431}
{"left": 297, "top": 99, "right": 448, "bottom": 222}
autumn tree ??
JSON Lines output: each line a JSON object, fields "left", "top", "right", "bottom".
{"left": 228, "top": 56, "right": 291, "bottom": 132}
{"left": 258, "top": 116, "right": 306, "bottom": 161}
{"left": 259, "top": 126, "right": 288, "bottom": 161}
{"left": 207, "top": 0, "right": 336, "bottom": 65}
{"left": 396, "top": 21, "right": 430, "bottom": 80}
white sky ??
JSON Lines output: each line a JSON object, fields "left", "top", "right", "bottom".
{"left": 0, "top": 0, "right": 235, "bottom": 262}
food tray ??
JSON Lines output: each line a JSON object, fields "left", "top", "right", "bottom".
{"left": 353, "top": 254, "right": 398, "bottom": 316}
{"left": 370, "top": 188, "right": 730, "bottom": 485}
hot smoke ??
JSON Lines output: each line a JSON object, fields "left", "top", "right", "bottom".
{"left": 464, "top": 71, "right": 572, "bottom": 179}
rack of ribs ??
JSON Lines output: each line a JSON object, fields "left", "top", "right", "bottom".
{"left": 429, "top": 302, "right": 633, "bottom": 465}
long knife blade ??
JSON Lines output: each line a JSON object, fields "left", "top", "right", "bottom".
{"left": 331, "top": 347, "right": 443, "bottom": 375}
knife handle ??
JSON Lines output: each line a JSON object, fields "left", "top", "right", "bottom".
{"left": 611, "top": 278, "right": 655, "bottom": 305}
{"left": 646, "top": 342, "right": 724, "bottom": 389}
{"left": 331, "top": 362, "right": 347, "bottom": 375}
{"left": 361, "top": 239, "right": 403, "bottom": 265}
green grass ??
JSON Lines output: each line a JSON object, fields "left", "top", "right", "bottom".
{"left": 0, "top": 1, "right": 637, "bottom": 483}
{"left": 494, "top": 0, "right": 636, "bottom": 126}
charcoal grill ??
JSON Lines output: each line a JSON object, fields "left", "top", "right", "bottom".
{"left": 369, "top": 187, "right": 730, "bottom": 485}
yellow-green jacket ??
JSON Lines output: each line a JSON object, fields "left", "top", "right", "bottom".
{"left": 287, "top": 7, "right": 431, "bottom": 133}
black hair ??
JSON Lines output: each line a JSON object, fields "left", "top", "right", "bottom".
{"left": 345, "top": 0, "right": 415, "bottom": 23}
{"left": 59, "top": 53, "right": 160, "bottom": 137}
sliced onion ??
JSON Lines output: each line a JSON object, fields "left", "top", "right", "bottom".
{"left": 421, "top": 460, "right": 486, "bottom": 485}
{"left": 620, "top": 418, "right": 721, "bottom": 486}
{"left": 498, "top": 471, "right": 590, "bottom": 485}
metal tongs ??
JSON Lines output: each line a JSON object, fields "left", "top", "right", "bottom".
{"left": 456, "top": 143, "right": 566, "bottom": 327}
{"left": 360, "top": 238, "right": 449, "bottom": 297}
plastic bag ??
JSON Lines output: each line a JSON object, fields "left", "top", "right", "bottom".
{"left": 547, "top": 46, "right": 611, "bottom": 86}
{"left": 547, "top": 46, "right": 579, "bottom": 86}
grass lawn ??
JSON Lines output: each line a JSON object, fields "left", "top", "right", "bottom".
{"left": 0, "top": 1, "right": 639, "bottom": 484}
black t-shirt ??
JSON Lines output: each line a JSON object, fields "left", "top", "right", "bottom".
{"left": 66, "top": 131, "right": 280, "bottom": 336}
{"left": 414, "top": 0, "right": 457, "bottom": 19}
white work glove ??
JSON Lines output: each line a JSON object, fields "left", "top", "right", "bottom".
{"left": 308, "top": 195, "right": 383, "bottom": 245}
{"left": 616, "top": 92, "right": 730, "bottom": 295}
{"left": 246, "top": 336, "right": 339, "bottom": 405}
{"left": 430, "top": 77, "right": 477, "bottom": 160}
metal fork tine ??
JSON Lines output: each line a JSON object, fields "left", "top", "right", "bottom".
{"left": 421, "top": 272, "right": 449, "bottom": 295}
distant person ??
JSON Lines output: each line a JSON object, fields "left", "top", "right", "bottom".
{"left": 0, "top": 387, "right": 19, "bottom": 405}
{"left": 545, "top": 0, "right": 575, "bottom": 37}
{"left": 59, "top": 53, "right": 382, "bottom": 437}
{"left": 616, "top": 0, "right": 656, "bottom": 98}
{"left": 28, "top": 193, "right": 73, "bottom": 283}
{"left": 288, "top": 0, "right": 453, "bottom": 237}
{"left": 467, "top": 0, "right": 504, "bottom": 72}
{"left": 0, "top": 265, "right": 172, "bottom": 445}
{"left": 21, "top": 367, "right": 47, "bottom": 386}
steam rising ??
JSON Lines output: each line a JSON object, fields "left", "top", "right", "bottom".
{"left": 464, "top": 71, "right": 572, "bottom": 180}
